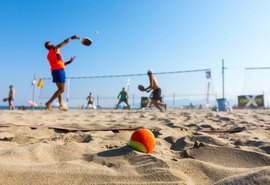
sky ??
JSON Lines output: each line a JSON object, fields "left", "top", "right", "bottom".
{"left": 1, "top": 0, "right": 270, "bottom": 108}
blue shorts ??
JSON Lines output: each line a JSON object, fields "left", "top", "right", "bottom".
{"left": 52, "top": 69, "right": 66, "bottom": 83}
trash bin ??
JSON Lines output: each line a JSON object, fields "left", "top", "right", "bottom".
{"left": 217, "top": 98, "right": 228, "bottom": 111}
{"left": 141, "top": 97, "right": 149, "bottom": 108}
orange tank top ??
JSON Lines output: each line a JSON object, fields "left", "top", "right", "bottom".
{"left": 47, "top": 48, "right": 65, "bottom": 71}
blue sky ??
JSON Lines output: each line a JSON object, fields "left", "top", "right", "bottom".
{"left": 1, "top": 0, "right": 270, "bottom": 107}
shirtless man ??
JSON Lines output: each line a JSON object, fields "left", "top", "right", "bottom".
{"left": 145, "top": 70, "right": 167, "bottom": 112}
{"left": 86, "top": 92, "right": 95, "bottom": 109}
{"left": 3, "top": 85, "right": 15, "bottom": 110}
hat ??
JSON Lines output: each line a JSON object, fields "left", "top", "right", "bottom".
{"left": 147, "top": 69, "right": 153, "bottom": 74}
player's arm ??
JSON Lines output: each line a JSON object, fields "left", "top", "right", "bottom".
{"left": 65, "top": 56, "right": 76, "bottom": 66}
{"left": 145, "top": 86, "right": 151, "bottom": 91}
{"left": 55, "top": 35, "right": 79, "bottom": 51}
{"left": 8, "top": 91, "right": 12, "bottom": 99}
{"left": 145, "top": 77, "right": 153, "bottom": 92}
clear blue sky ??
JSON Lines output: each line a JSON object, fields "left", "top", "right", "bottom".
{"left": 1, "top": 0, "right": 270, "bottom": 107}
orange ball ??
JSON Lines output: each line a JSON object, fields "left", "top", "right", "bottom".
{"left": 128, "top": 128, "right": 156, "bottom": 153}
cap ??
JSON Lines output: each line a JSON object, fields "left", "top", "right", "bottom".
{"left": 147, "top": 69, "right": 153, "bottom": 74}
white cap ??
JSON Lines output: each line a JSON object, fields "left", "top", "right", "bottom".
{"left": 147, "top": 69, "right": 153, "bottom": 74}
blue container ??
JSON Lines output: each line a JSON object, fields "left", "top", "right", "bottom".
{"left": 217, "top": 98, "right": 228, "bottom": 111}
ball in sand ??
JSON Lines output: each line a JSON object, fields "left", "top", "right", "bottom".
{"left": 128, "top": 128, "right": 156, "bottom": 153}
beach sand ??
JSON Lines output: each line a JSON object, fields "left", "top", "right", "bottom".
{"left": 0, "top": 109, "right": 269, "bottom": 185}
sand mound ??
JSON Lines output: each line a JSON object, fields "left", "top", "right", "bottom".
{"left": 186, "top": 145, "right": 270, "bottom": 168}
{"left": 214, "top": 167, "right": 270, "bottom": 185}
{"left": 0, "top": 145, "right": 185, "bottom": 185}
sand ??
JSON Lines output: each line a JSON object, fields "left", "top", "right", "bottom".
{"left": 0, "top": 109, "right": 269, "bottom": 184}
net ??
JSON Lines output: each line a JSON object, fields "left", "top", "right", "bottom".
{"left": 242, "top": 68, "right": 270, "bottom": 107}
{"left": 37, "top": 69, "right": 216, "bottom": 109}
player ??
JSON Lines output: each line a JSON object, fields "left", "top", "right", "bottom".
{"left": 144, "top": 70, "right": 167, "bottom": 112}
{"left": 44, "top": 35, "right": 79, "bottom": 111}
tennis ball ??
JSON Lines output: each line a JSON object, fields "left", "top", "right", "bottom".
{"left": 128, "top": 128, "right": 156, "bottom": 153}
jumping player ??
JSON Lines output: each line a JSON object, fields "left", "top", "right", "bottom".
{"left": 44, "top": 35, "right": 79, "bottom": 111}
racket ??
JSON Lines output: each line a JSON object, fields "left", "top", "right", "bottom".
{"left": 138, "top": 85, "right": 145, "bottom": 91}
{"left": 80, "top": 37, "right": 92, "bottom": 46}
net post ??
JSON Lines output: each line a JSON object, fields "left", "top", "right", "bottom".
{"left": 66, "top": 77, "right": 70, "bottom": 105}
{"left": 97, "top": 95, "right": 100, "bottom": 109}
{"left": 132, "top": 94, "right": 135, "bottom": 108}
{"left": 32, "top": 74, "right": 36, "bottom": 111}
{"left": 173, "top": 93, "right": 175, "bottom": 107}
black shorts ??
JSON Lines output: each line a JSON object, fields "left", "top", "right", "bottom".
{"left": 151, "top": 88, "right": 161, "bottom": 101}
{"left": 8, "top": 97, "right": 14, "bottom": 102}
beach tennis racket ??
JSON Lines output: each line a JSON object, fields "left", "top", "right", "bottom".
{"left": 80, "top": 37, "right": 92, "bottom": 46}
{"left": 138, "top": 85, "right": 152, "bottom": 93}
{"left": 138, "top": 85, "right": 146, "bottom": 92}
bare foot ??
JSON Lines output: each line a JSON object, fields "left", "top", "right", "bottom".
{"left": 59, "top": 106, "right": 68, "bottom": 111}
{"left": 45, "top": 103, "right": 52, "bottom": 111}
{"left": 59, "top": 103, "right": 68, "bottom": 111}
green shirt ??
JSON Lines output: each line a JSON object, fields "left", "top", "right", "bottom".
{"left": 119, "top": 91, "right": 128, "bottom": 100}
